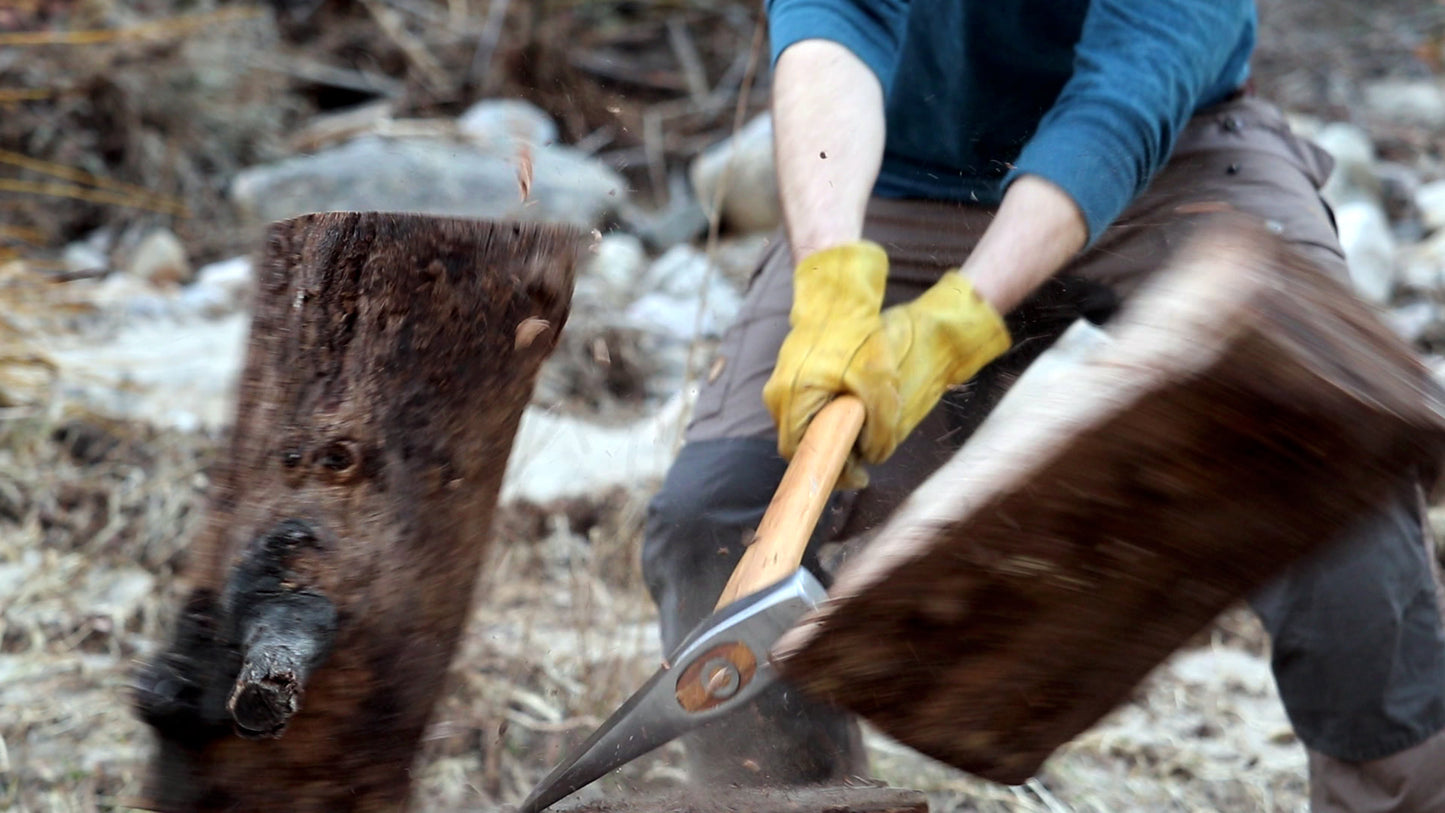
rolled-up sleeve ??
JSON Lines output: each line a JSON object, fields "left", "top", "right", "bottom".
{"left": 1004, "top": 0, "right": 1254, "bottom": 245}
{"left": 766, "top": 0, "right": 910, "bottom": 92}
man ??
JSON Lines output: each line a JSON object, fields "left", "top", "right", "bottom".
{"left": 642, "top": 2, "right": 1445, "bottom": 810}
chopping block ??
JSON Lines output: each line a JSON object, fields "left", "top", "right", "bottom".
{"left": 129, "top": 212, "right": 585, "bottom": 812}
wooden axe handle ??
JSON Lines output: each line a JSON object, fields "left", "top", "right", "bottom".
{"left": 714, "top": 395, "right": 867, "bottom": 609}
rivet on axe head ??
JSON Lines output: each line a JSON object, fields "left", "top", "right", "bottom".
{"left": 702, "top": 657, "right": 742, "bottom": 700}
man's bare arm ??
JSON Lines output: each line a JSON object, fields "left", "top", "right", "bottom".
{"left": 773, "top": 41, "right": 1084, "bottom": 316}
{"left": 772, "top": 40, "right": 887, "bottom": 264}
{"left": 963, "top": 174, "right": 1088, "bottom": 315}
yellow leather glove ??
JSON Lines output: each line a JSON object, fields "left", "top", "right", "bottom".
{"left": 763, "top": 243, "right": 1013, "bottom": 490}
{"left": 877, "top": 270, "right": 1012, "bottom": 450}
{"left": 762, "top": 241, "right": 900, "bottom": 489}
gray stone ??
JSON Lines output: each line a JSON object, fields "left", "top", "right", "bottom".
{"left": 689, "top": 113, "right": 781, "bottom": 234}
{"left": 457, "top": 97, "right": 559, "bottom": 148}
{"left": 1400, "top": 229, "right": 1445, "bottom": 295}
{"left": 575, "top": 232, "right": 646, "bottom": 309}
{"left": 1416, "top": 179, "right": 1445, "bottom": 235}
{"left": 126, "top": 229, "right": 192, "bottom": 287}
{"left": 62, "top": 242, "right": 108, "bottom": 275}
{"left": 641, "top": 243, "right": 717, "bottom": 298}
{"left": 617, "top": 172, "right": 709, "bottom": 252}
{"left": 178, "top": 256, "right": 254, "bottom": 319}
{"left": 229, "top": 134, "right": 626, "bottom": 229}
{"left": 1363, "top": 79, "right": 1445, "bottom": 129}
{"left": 1313, "top": 122, "right": 1379, "bottom": 207}
{"left": 626, "top": 245, "right": 743, "bottom": 341}
{"left": 1333, "top": 199, "right": 1397, "bottom": 305}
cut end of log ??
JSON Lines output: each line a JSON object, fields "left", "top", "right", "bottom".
{"left": 228, "top": 672, "right": 302, "bottom": 739}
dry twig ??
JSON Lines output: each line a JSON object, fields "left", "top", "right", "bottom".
{"left": 359, "top": 0, "right": 457, "bottom": 98}
{"left": 0, "top": 7, "right": 263, "bottom": 46}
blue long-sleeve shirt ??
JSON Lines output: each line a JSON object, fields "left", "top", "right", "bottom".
{"left": 766, "top": 0, "right": 1256, "bottom": 244}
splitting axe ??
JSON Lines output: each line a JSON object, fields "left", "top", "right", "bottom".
{"left": 518, "top": 395, "right": 867, "bottom": 813}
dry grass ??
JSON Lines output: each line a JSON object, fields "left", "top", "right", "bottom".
{"left": 0, "top": 383, "right": 1316, "bottom": 813}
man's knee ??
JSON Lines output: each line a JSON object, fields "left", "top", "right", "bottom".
{"left": 1251, "top": 484, "right": 1445, "bottom": 761}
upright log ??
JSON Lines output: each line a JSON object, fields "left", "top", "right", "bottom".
{"left": 132, "top": 212, "right": 584, "bottom": 811}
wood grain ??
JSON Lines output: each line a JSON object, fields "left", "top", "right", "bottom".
{"left": 715, "top": 396, "right": 865, "bottom": 609}
{"left": 131, "top": 212, "right": 584, "bottom": 812}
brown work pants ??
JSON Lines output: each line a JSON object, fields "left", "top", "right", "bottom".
{"left": 642, "top": 95, "right": 1445, "bottom": 810}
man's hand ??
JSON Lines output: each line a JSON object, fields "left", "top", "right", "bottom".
{"left": 763, "top": 244, "right": 1012, "bottom": 490}
{"left": 878, "top": 272, "right": 1011, "bottom": 450}
{"left": 763, "top": 242, "right": 899, "bottom": 489}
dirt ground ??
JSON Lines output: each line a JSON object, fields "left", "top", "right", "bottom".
{"left": 3, "top": 1, "right": 1445, "bottom": 812}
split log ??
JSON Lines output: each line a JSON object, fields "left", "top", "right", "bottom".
{"left": 774, "top": 217, "right": 1445, "bottom": 785}
{"left": 131, "top": 212, "right": 584, "bottom": 812}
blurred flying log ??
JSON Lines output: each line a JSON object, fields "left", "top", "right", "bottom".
{"left": 131, "top": 212, "right": 584, "bottom": 812}
{"left": 774, "top": 217, "right": 1445, "bottom": 786}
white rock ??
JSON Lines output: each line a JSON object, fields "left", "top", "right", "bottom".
{"left": 576, "top": 233, "right": 646, "bottom": 308}
{"left": 180, "top": 256, "right": 254, "bottom": 318}
{"left": 501, "top": 391, "right": 692, "bottom": 503}
{"left": 625, "top": 286, "right": 742, "bottom": 343}
{"left": 40, "top": 313, "right": 250, "bottom": 431}
{"left": 689, "top": 113, "right": 781, "bottom": 234}
{"left": 1333, "top": 200, "right": 1397, "bottom": 305}
{"left": 1313, "top": 122, "right": 1379, "bottom": 207}
{"left": 624, "top": 244, "right": 745, "bottom": 341}
{"left": 1417, "top": 179, "right": 1445, "bottom": 234}
{"left": 126, "top": 229, "right": 192, "bottom": 287}
{"left": 196, "top": 255, "right": 254, "bottom": 292}
{"left": 457, "top": 98, "right": 559, "bottom": 148}
{"left": 62, "top": 242, "right": 108, "bottom": 275}
{"left": 87, "top": 567, "right": 156, "bottom": 619}
{"left": 231, "top": 134, "right": 626, "bottom": 229}
{"left": 86, "top": 273, "right": 176, "bottom": 321}
{"left": 642, "top": 244, "right": 718, "bottom": 297}
{"left": 177, "top": 284, "right": 232, "bottom": 321}
{"left": 1363, "top": 78, "right": 1445, "bottom": 128}
{"left": 1400, "top": 229, "right": 1445, "bottom": 294}
{"left": 1385, "top": 301, "right": 1440, "bottom": 345}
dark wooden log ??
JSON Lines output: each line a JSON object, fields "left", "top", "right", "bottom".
{"left": 774, "top": 217, "right": 1445, "bottom": 786}
{"left": 131, "top": 212, "right": 584, "bottom": 812}
{"left": 546, "top": 785, "right": 929, "bottom": 813}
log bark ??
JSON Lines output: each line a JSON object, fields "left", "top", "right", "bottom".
{"left": 773, "top": 217, "right": 1445, "bottom": 786}
{"left": 131, "top": 212, "right": 584, "bottom": 812}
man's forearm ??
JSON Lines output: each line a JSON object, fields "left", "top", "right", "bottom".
{"left": 962, "top": 174, "right": 1088, "bottom": 316}
{"left": 772, "top": 40, "right": 887, "bottom": 264}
